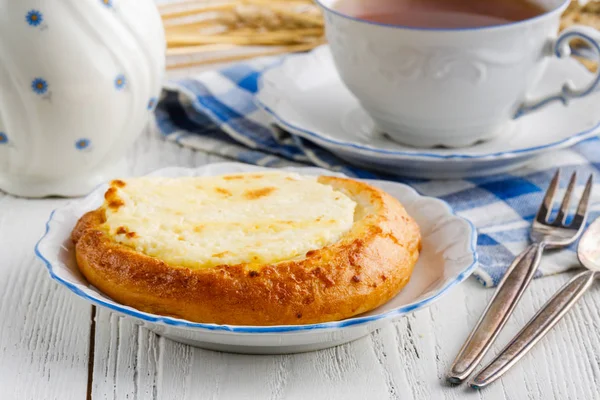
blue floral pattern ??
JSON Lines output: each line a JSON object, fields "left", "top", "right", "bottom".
{"left": 31, "top": 78, "right": 48, "bottom": 95}
{"left": 75, "top": 138, "right": 91, "bottom": 150}
{"left": 147, "top": 97, "right": 157, "bottom": 110}
{"left": 114, "top": 75, "right": 126, "bottom": 90}
{"left": 101, "top": 0, "right": 113, "bottom": 8}
{"left": 0, "top": 132, "right": 8, "bottom": 144}
{"left": 26, "top": 10, "right": 43, "bottom": 27}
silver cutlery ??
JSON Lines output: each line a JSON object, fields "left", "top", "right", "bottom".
{"left": 469, "top": 216, "right": 600, "bottom": 388}
{"left": 447, "top": 170, "right": 593, "bottom": 384}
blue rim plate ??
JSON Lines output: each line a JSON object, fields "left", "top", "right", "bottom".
{"left": 35, "top": 164, "right": 478, "bottom": 334}
{"left": 255, "top": 46, "right": 600, "bottom": 162}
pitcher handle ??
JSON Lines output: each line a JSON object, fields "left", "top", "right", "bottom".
{"left": 515, "top": 25, "right": 600, "bottom": 118}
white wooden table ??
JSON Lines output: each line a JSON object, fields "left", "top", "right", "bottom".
{"left": 1, "top": 124, "right": 600, "bottom": 400}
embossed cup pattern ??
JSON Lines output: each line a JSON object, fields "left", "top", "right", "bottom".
{"left": 319, "top": 0, "right": 571, "bottom": 148}
{"left": 0, "top": 0, "right": 165, "bottom": 197}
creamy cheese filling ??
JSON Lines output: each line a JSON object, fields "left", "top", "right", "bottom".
{"left": 102, "top": 172, "right": 357, "bottom": 269}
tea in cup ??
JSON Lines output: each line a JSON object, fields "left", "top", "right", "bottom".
{"left": 317, "top": 0, "right": 600, "bottom": 147}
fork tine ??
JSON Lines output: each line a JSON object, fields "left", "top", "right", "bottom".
{"left": 536, "top": 170, "right": 560, "bottom": 223}
{"left": 570, "top": 174, "right": 594, "bottom": 228}
{"left": 555, "top": 172, "right": 577, "bottom": 224}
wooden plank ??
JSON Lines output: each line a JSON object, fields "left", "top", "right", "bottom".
{"left": 90, "top": 309, "right": 161, "bottom": 399}
{"left": 0, "top": 196, "right": 91, "bottom": 400}
{"left": 156, "top": 334, "right": 389, "bottom": 399}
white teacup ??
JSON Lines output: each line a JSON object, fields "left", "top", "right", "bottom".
{"left": 0, "top": 0, "right": 165, "bottom": 197}
{"left": 317, "top": 0, "right": 600, "bottom": 148}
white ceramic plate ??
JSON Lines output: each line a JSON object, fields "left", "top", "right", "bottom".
{"left": 256, "top": 46, "right": 600, "bottom": 179}
{"left": 35, "top": 163, "right": 477, "bottom": 354}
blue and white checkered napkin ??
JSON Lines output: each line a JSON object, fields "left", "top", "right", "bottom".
{"left": 155, "top": 56, "right": 600, "bottom": 288}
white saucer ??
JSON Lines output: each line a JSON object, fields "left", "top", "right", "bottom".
{"left": 256, "top": 46, "right": 600, "bottom": 179}
{"left": 35, "top": 163, "right": 476, "bottom": 354}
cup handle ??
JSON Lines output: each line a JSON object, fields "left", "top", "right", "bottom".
{"left": 515, "top": 25, "right": 600, "bottom": 118}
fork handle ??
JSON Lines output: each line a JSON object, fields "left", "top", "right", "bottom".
{"left": 447, "top": 243, "right": 545, "bottom": 384}
{"left": 469, "top": 270, "right": 597, "bottom": 389}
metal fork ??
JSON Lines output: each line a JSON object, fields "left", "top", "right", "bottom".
{"left": 470, "top": 215, "right": 599, "bottom": 388}
{"left": 447, "top": 170, "right": 593, "bottom": 384}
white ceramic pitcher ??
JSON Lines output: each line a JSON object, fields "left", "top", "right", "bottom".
{"left": 0, "top": 0, "right": 165, "bottom": 197}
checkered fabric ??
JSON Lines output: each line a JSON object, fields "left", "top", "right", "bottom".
{"left": 154, "top": 55, "right": 600, "bottom": 287}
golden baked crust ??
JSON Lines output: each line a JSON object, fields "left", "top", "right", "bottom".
{"left": 72, "top": 175, "right": 421, "bottom": 326}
